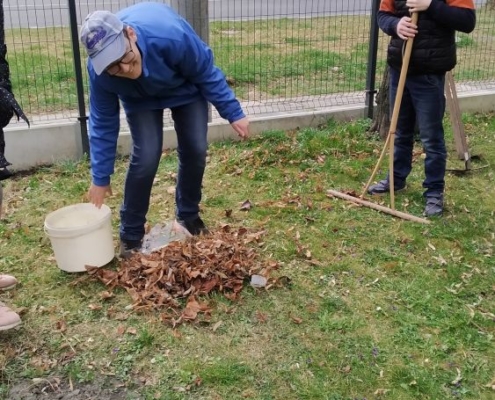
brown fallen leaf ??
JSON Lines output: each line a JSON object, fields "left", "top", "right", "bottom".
{"left": 451, "top": 368, "right": 462, "bottom": 385}
{"left": 126, "top": 327, "right": 138, "bottom": 335}
{"left": 58, "top": 351, "right": 76, "bottom": 366}
{"left": 255, "top": 311, "right": 268, "bottom": 323}
{"left": 341, "top": 365, "right": 351, "bottom": 374}
{"left": 212, "top": 321, "right": 223, "bottom": 332}
{"left": 182, "top": 297, "right": 212, "bottom": 321}
{"left": 171, "top": 329, "right": 182, "bottom": 338}
{"left": 290, "top": 315, "right": 303, "bottom": 324}
{"left": 55, "top": 320, "right": 67, "bottom": 333}
{"left": 100, "top": 291, "right": 114, "bottom": 300}
{"left": 485, "top": 376, "right": 495, "bottom": 390}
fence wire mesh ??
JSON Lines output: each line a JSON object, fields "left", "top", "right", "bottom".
{"left": 4, "top": 0, "right": 495, "bottom": 126}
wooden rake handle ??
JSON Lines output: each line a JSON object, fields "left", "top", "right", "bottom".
{"left": 361, "top": 12, "right": 419, "bottom": 209}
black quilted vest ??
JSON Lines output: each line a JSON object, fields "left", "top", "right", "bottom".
{"left": 387, "top": 0, "right": 456, "bottom": 74}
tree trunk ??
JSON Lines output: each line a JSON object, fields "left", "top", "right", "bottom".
{"left": 368, "top": 67, "right": 390, "bottom": 140}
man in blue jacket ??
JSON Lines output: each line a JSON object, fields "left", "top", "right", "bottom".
{"left": 80, "top": 2, "right": 249, "bottom": 256}
{"left": 368, "top": 0, "right": 475, "bottom": 217}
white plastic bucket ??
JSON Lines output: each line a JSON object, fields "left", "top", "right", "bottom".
{"left": 44, "top": 203, "right": 115, "bottom": 273}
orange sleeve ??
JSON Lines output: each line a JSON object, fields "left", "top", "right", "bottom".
{"left": 379, "top": 0, "right": 395, "bottom": 12}
{"left": 447, "top": 0, "right": 475, "bottom": 8}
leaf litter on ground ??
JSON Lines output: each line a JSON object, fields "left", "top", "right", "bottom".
{"left": 77, "top": 226, "right": 284, "bottom": 325}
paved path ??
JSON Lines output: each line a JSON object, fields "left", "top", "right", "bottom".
{"left": 5, "top": 0, "right": 487, "bottom": 28}
{"left": 5, "top": 0, "right": 371, "bottom": 29}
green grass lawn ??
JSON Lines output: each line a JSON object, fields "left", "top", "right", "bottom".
{"left": 1, "top": 112, "right": 494, "bottom": 399}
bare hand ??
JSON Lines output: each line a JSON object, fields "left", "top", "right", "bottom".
{"left": 396, "top": 17, "right": 418, "bottom": 40}
{"left": 87, "top": 183, "right": 112, "bottom": 208}
{"left": 231, "top": 116, "right": 250, "bottom": 139}
{"left": 406, "top": 0, "right": 432, "bottom": 13}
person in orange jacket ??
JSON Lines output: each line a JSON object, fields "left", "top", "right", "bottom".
{"left": 368, "top": 0, "right": 475, "bottom": 217}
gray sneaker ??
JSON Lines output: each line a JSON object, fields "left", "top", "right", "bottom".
{"left": 424, "top": 194, "right": 444, "bottom": 217}
{"left": 367, "top": 179, "right": 406, "bottom": 195}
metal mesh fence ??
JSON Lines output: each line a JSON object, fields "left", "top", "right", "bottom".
{"left": 4, "top": 0, "right": 494, "bottom": 126}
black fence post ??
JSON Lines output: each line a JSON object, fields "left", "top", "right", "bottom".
{"left": 68, "top": 0, "right": 89, "bottom": 155}
{"left": 365, "top": 0, "right": 381, "bottom": 120}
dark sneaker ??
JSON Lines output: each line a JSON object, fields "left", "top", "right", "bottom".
{"left": 119, "top": 239, "right": 143, "bottom": 258}
{"left": 177, "top": 217, "right": 210, "bottom": 236}
{"left": 0, "top": 168, "right": 13, "bottom": 181}
{"left": 424, "top": 194, "right": 443, "bottom": 217}
{"left": 367, "top": 179, "right": 406, "bottom": 195}
{"left": 0, "top": 154, "right": 11, "bottom": 169}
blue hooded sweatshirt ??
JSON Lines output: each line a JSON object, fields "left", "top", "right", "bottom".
{"left": 87, "top": 2, "right": 245, "bottom": 186}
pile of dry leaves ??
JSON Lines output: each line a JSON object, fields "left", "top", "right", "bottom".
{"left": 85, "top": 226, "right": 282, "bottom": 324}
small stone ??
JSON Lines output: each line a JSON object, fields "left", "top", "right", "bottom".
{"left": 250, "top": 275, "right": 267, "bottom": 288}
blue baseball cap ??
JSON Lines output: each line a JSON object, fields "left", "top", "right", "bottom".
{"left": 79, "top": 11, "right": 126, "bottom": 75}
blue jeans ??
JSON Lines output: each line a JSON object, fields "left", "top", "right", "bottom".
{"left": 120, "top": 99, "right": 209, "bottom": 241}
{"left": 389, "top": 68, "right": 447, "bottom": 196}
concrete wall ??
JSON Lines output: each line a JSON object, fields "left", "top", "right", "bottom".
{"left": 4, "top": 89, "right": 495, "bottom": 172}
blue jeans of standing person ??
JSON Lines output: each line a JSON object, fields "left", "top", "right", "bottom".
{"left": 388, "top": 67, "right": 447, "bottom": 197}
{"left": 119, "top": 98, "right": 209, "bottom": 242}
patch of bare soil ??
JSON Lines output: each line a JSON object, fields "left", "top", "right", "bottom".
{"left": 6, "top": 376, "right": 142, "bottom": 400}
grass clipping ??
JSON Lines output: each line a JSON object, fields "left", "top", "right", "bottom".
{"left": 86, "top": 227, "right": 281, "bottom": 325}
